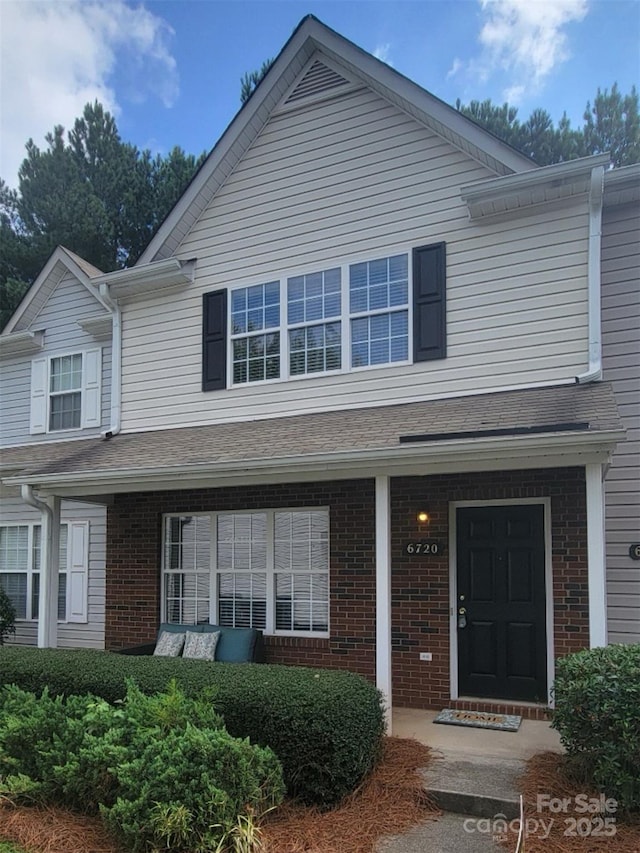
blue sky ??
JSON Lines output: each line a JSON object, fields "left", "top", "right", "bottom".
{"left": 1, "top": 0, "right": 638, "bottom": 186}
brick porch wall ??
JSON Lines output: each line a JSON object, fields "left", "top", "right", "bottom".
{"left": 105, "top": 480, "right": 377, "bottom": 681}
{"left": 390, "top": 468, "right": 589, "bottom": 711}
{"left": 105, "top": 468, "right": 588, "bottom": 710}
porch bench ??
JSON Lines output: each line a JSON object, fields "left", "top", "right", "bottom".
{"left": 118, "top": 623, "right": 266, "bottom": 663}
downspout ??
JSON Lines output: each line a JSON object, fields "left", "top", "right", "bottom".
{"left": 99, "top": 283, "right": 121, "bottom": 438}
{"left": 576, "top": 164, "right": 605, "bottom": 384}
{"left": 21, "top": 485, "right": 59, "bottom": 648}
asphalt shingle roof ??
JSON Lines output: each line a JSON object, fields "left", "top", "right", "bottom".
{"left": 0, "top": 382, "right": 623, "bottom": 483}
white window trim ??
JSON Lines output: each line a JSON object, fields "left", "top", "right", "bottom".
{"left": 30, "top": 348, "right": 102, "bottom": 435}
{"left": 0, "top": 522, "right": 70, "bottom": 623}
{"left": 227, "top": 247, "right": 414, "bottom": 388}
{"left": 161, "top": 508, "right": 331, "bottom": 638}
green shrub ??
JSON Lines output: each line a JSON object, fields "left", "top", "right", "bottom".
{"left": 0, "top": 680, "right": 284, "bottom": 853}
{"left": 0, "top": 586, "right": 16, "bottom": 645}
{"left": 551, "top": 644, "right": 640, "bottom": 813}
{"left": 0, "top": 646, "right": 385, "bottom": 806}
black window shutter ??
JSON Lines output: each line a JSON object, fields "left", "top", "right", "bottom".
{"left": 202, "top": 290, "right": 227, "bottom": 391}
{"left": 413, "top": 242, "right": 446, "bottom": 362}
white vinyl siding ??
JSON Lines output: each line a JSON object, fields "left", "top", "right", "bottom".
{"left": 119, "top": 86, "right": 589, "bottom": 431}
{"left": 0, "top": 495, "right": 106, "bottom": 648}
{"left": 602, "top": 201, "right": 640, "bottom": 644}
{"left": 162, "top": 509, "right": 330, "bottom": 636}
{"left": 2, "top": 270, "right": 111, "bottom": 446}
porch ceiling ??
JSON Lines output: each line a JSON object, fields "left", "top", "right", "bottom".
{"left": 2, "top": 382, "right": 624, "bottom": 498}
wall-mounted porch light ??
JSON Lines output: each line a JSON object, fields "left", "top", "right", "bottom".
{"left": 417, "top": 511, "right": 429, "bottom": 524}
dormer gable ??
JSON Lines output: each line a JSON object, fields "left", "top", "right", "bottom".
{"left": 2, "top": 246, "right": 107, "bottom": 338}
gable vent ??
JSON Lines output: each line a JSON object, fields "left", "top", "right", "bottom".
{"left": 286, "top": 60, "right": 349, "bottom": 103}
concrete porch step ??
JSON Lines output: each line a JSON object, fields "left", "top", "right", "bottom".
{"left": 421, "top": 754, "right": 523, "bottom": 819}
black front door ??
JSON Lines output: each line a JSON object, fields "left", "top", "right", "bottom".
{"left": 456, "top": 504, "right": 547, "bottom": 702}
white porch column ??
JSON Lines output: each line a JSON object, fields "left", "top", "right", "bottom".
{"left": 586, "top": 463, "right": 607, "bottom": 647}
{"left": 375, "top": 475, "right": 392, "bottom": 731}
{"left": 37, "top": 495, "right": 60, "bottom": 648}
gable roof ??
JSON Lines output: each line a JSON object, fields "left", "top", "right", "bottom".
{"left": 139, "top": 15, "right": 535, "bottom": 265}
{"left": 2, "top": 245, "right": 106, "bottom": 335}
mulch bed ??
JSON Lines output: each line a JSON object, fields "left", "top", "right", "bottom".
{"left": 498, "top": 751, "right": 640, "bottom": 853}
{"left": 0, "top": 736, "right": 438, "bottom": 853}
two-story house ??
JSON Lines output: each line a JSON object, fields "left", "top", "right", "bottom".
{"left": 1, "top": 17, "right": 635, "bottom": 723}
{"left": 0, "top": 247, "right": 110, "bottom": 648}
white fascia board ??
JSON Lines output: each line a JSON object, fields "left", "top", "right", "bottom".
{"left": 603, "top": 163, "right": 640, "bottom": 207}
{"left": 7, "top": 427, "right": 623, "bottom": 497}
{"left": 0, "top": 329, "right": 44, "bottom": 359}
{"left": 95, "top": 258, "right": 196, "bottom": 301}
{"left": 461, "top": 154, "right": 611, "bottom": 218}
{"left": 139, "top": 16, "right": 535, "bottom": 264}
{"left": 304, "top": 21, "right": 534, "bottom": 175}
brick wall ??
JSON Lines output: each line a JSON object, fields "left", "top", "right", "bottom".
{"left": 389, "top": 468, "right": 589, "bottom": 710}
{"left": 106, "top": 480, "right": 377, "bottom": 681}
{"left": 105, "top": 467, "right": 588, "bottom": 710}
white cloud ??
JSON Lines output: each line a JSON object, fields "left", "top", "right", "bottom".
{"left": 0, "top": 0, "right": 178, "bottom": 186}
{"left": 373, "top": 43, "right": 394, "bottom": 66}
{"left": 447, "top": 58, "right": 463, "bottom": 80}
{"left": 467, "top": 0, "right": 588, "bottom": 103}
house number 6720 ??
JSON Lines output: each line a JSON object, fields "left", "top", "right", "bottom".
{"left": 405, "top": 542, "right": 440, "bottom": 555}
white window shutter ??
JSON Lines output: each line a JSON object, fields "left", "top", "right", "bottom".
{"left": 67, "top": 522, "right": 89, "bottom": 622}
{"left": 30, "top": 358, "right": 48, "bottom": 434}
{"left": 82, "top": 348, "right": 102, "bottom": 429}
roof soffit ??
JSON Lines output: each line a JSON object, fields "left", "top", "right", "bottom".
{"left": 139, "top": 16, "right": 536, "bottom": 264}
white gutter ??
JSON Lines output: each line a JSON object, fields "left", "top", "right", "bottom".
{"left": 21, "top": 485, "right": 59, "bottom": 647}
{"left": 460, "top": 153, "right": 610, "bottom": 208}
{"left": 576, "top": 164, "right": 606, "bottom": 384}
{"left": 98, "top": 284, "right": 122, "bottom": 438}
{"left": 6, "top": 427, "right": 623, "bottom": 493}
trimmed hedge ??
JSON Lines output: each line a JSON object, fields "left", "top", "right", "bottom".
{"left": 0, "top": 647, "right": 385, "bottom": 807}
{"left": 551, "top": 644, "right": 640, "bottom": 813}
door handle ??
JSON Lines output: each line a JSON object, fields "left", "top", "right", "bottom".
{"left": 458, "top": 607, "right": 467, "bottom": 629}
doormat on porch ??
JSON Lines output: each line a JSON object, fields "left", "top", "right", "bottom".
{"left": 434, "top": 708, "right": 522, "bottom": 732}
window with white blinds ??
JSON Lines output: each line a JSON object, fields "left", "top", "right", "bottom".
{"left": 162, "top": 509, "right": 330, "bottom": 636}
{"left": 0, "top": 524, "right": 68, "bottom": 621}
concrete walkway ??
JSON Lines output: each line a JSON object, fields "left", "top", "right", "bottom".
{"left": 377, "top": 708, "right": 563, "bottom": 852}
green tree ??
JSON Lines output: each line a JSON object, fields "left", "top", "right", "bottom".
{"left": 583, "top": 84, "right": 640, "bottom": 167}
{"left": 457, "top": 83, "right": 639, "bottom": 167}
{"left": 1, "top": 102, "right": 206, "bottom": 329}
{"left": 240, "top": 58, "right": 275, "bottom": 104}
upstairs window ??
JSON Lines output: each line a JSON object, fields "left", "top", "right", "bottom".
{"left": 202, "top": 242, "right": 445, "bottom": 391}
{"left": 49, "top": 355, "right": 82, "bottom": 430}
{"left": 231, "top": 282, "right": 280, "bottom": 384}
{"left": 30, "top": 349, "right": 102, "bottom": 435}
{"left": 349, "top": 254, "right": 409, "bottom": 367}
{"left": 288, "top": 268, "right": 342, "bottom": 375}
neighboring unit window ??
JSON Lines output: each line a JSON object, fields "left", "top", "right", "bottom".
{"left": 0, "top": 524, "right": 67, "bottom": 621}
{"left": 49, "top": 355, "right": 82, "bottom": 430}
{"left": 287, "top": 268, "right": 341, "bottom": 375}
{"left": 231, "top": 282, "right": 280, "bottom": 383}
{"left": 30, "top": 349, "right": 102, "bottom": 435}
{"left": 162, "top": 509, "right": 330, "bottom": 635}
{"left": 349, "top": 254, "right": 409, "bottom": 367}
